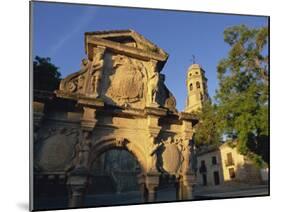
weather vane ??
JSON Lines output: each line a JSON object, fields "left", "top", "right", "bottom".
{"left": 190, "top": 55, "right": 196, "bottom": 64}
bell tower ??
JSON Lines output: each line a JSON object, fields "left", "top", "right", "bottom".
{"left": 185, "top": 63, "right": 209, "bottom": 113}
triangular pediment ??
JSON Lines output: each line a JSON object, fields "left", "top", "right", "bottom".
{"left": 56, "top": 29, "right": 176, "bottom": 112}
{"left": 84, "top": 29, "right": 168, "bottom": 62}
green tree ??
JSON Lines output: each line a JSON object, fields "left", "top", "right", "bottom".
{"left": 194, "top": 101, "right": 221, "bottom": 148}
{"left": 215, "top": 25, "right": 269, "bottom": 166}
{"left": 33, "top": 56, "right": 61, "bottom": 91}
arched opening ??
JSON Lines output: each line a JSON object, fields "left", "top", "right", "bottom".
{"left": 84, "top": 148, "right": 143, "bottom": 206}
{"left": 189, "top": 83, "right": 193, "bottom": 91}
{"left": 196, "top": 81, "right": 201, "bottom": 89}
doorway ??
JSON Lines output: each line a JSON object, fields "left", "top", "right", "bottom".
{"left": 85, "top": 149, "right": 142, "bottom": 206}
{"left": 213, "top": 171, "right": 220, "bottom": 185}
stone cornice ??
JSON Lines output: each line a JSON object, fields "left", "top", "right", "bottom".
{"left": 86, "top": 37, "right": 168, "bottom": 65}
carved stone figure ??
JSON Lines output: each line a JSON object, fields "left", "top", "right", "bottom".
{"left": 151, "top": 72, "right": 160, "bottom": 104}
{"left": 115, "top": 137, "right": 128, "bottom": 148}
{"left": 76, "top": 131, "right": 92, "bottom": 169}
{"left": 89, "top": 47, "right": 105, "bottom": 97}
{"left": 77, "top": 75, "right": 85, "bottom": 92}
{"left": 148, "top": 67, "right": 160, "bottom": 107}
{"left": 81, "top": 58, "right": 89, "bottom": 70}
{"left": 149, "top": 139, "right": 163, "bottom": 173}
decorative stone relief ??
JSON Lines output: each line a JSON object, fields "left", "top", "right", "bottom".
{"left": 58, "top": 58, "right": 90, "bottom": 95}
{"left": 148, "top": 136, "right": 163, "bottom": 173}
{"left": 74, "top": 130, "right": 93, "bottom": 169}
{"left": 147, "top": 60, "right": 160, "bottom": 107}
{"left": 88, "top": 46, "right": 106, "bottom": 97}
{"left": 105, "top": 55, "right": 145, "bottom": 107}
{"left": 158, "top": 74, "right": 177, "bottom": 112}
{"left": 157, "top": 136, "right": 191, "bottom": 175}
{"left": 115, "top": 137, "right": 129, "bottom": 148}
{"left": 35, "top": 128, "right": 79, "bottom": 172}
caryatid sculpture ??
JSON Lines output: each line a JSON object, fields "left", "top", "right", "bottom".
{"left": 148, "top": 60, "right": 160, "bottom": 107}
{"left": 89, "top": 46, "right": 106, "bottom": 97}
{"left": 148, "top": 138, "right": 163, "bottom": 173}
{"left": 75, "top": 130, "right": 92, "bottom": 170}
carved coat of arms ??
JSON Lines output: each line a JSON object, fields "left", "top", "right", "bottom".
{"left": 107, "top": 55, "right": 144, "bottom": 105}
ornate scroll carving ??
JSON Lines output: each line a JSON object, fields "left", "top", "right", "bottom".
{"left": 56, "top": 46, "right": 105, "bottom": 99}
{"left": 58, "top": 58, "right": 90, "bottom": 95}
{"left": 115, "top": 137, "right": 129, "bottom": 148}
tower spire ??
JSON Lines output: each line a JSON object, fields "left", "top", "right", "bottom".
{"left": 191, "top": 55, "right": 196, "bottom": 64}
{"left": 185, "top": 62, "right": 209, "bottom": 113}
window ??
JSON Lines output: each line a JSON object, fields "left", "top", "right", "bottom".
{"left": 189, "top": 73, "right": 192, "bottom": 77}
{"left": 199, "top": 160, "right": 207, "bottom": 173}
{"left": 212, "top": 156, "right": 217, "bottom": 165}
{"left": 196, "top": 71, "right": 199, "bottom": 74}
{"left": 226, "top": 152, "right": 234, "bottom": 166}
{"left": 189, "top": 83, "right": 193, "bottom": 91}
{"left": 229, "top": 168, "right": 236, "bottom": 179}
{"left": 196, "top": 81, "right": 200, "bottom": 88}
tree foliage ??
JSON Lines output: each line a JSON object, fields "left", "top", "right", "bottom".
{"left": 33, "top": 56, "right": 61, "bottom": 91}
{"left": 215, "top": 25, "right": 269, "bottom": 165}
{"left": 194, "top": 100, "right": 221, "bottom": 148}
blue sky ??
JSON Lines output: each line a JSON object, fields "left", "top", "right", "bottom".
{"left": 32, "top": 1, "right": 268, "bottom": 111}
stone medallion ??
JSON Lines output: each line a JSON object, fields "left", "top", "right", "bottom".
{"left": 161, "top": 143, "right": 181, "bottom": 174}
{"left": 36, "top": 132, "right": 78, "bottom": 172}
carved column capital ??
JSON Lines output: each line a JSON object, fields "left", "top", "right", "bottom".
{"left": 80, "top": 107, "right": 98, "bottom": 130}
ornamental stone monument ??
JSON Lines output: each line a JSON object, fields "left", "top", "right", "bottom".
{"left": 33, "top": 29, "right": 198, "bottom": 207}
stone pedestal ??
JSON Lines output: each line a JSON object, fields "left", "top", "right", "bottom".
{"left": 68, "top": 184, "right": 87, "bottom": 208}
{"left": 67, "top": 168, "right": 89, "bottom": 208}
{"left": 137, "top": 174, "right": 148, "bottom": 202}
{"left": 177, "top": 173, "right": 195, "bottom": 200}
{"left": 147, "top": 184, "right": 157, "bottom": 202}
{"left": 145, "top": 173, "right": 160, "bottom": 203}
{"left": 137, "top": 173, "right": 160, "bottom": 203}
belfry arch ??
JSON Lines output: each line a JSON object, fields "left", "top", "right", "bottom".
{"left": 33, "top": 29, "right": 198, "bottom": 208}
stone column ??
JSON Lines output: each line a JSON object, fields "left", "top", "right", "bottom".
{"left": 139, "top": 183, "right": 148, "bottom": 202}
{"left": 147, "top": 184, "right": 157, "bottom": 202}
{"left": 137, "top": 174, "right": 148, "bottom": 202}
{"left": 180, "top": 173, "right": 195, "bottom": 200}
{"left": 67, "top": 129, "right": 92, "bottom": 208}
{"left": 176, "top": 179, "right": 182, "bottom": 200}
{"left": 67, "top": 169, "right": 89, "bottom": 208}
{"left": 145, "top": 173, "right": 160, "bottom": 203}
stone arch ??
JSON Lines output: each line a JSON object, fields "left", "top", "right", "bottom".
{"left": 89, "top": 136, "right": 147, "bottom": 173}
{"left": 189, "top": 83, "right": 193, "bottom": 91}
{"left": 196, "top": 81, "right": 200, "bottom": 89}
